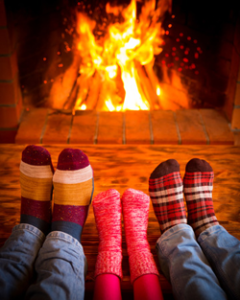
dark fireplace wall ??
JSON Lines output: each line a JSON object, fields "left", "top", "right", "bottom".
{"left": 160, "top": 0, "right": 240, "bottom": 109}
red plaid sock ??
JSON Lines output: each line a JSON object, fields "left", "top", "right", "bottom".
{"left": 183, "top": 158, "right": 219, "bottom": 236}
{"left": 149, "top": 159, "right": 187, "bottom": 233}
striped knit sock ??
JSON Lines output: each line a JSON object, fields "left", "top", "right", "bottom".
{"left": 149, "top": 159, "right": 187, "bottom": 233}
{"left": 183, "top": 158, "right": 219, "bottom": 236}
{"left": 122, "top": 188, "right": 159, "bottom": 283}
{"left": 93, "top": 189, "right": 122, "bottom": 278}
{"left": 20, "top": 145, "right": 54, "bottom": 235}
{"left": 52, "top": 148, "right": 94, "bottom": 242}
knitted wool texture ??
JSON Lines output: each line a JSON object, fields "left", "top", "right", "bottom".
{"left": 122, "top": 188, "right": 159, "bottom": 283}
{"left": 149, "top": 160, "right": 187, "bottom": 233}
{"left": 93, "top": 189, "right": 122, "bottom": 278}
{"left": 20, "top": 145, "right": 53, "bottom": 225}
{"left": 183, "top": 158, "right": 219, "bottom": 236}
{"left": 52, "top": 148, "right": 93, "bottom": 228}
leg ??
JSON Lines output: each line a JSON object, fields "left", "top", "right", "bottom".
{"left": 122, "top": 189, "right": 163, "bottom": 300}
{"left": 0, "top": 225, "right": 45, "bottom": 299}
{"left": 156, "top": 224, "right": 228, "bottom": 300}
{"left": 92, "top": 189, "right": 122, "bottom": 300}
{"left": 149, "top": 159, "right": 228, "bottom": 300}
{"left": 25, "top": 148, "right": 94, "bottom": 300}
{"left": 198, "top": 225, "right": 240, "bottom": 300}
{"left": 25, "top": 231, "right": 87, "bottom": 300}
{"left": 0, "top": 145, "right": 53, "bottom": 299}
{"left": 184, "top": 158, "right": 240, "bottom": 300}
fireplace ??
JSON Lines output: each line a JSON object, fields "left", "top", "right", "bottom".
{"left": 0, "top": 0, "right": 240, "bottom": 143}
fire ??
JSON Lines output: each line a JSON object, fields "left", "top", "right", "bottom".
{"left": 75, "top": 0, "right": 166, "bottom": 111}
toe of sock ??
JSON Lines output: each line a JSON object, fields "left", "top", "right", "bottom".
{"left": 93, "top": 189, "right": 120, "bottom": 207}
{"left": 150, "top": 159, "right": 180, "bottom": 179}
{"left": 185, "top": 158, "right": 212, "bottom": 172}
{"left": 22, "top": 145, "right": 52, "bottom": 166}
{"left": 57, "top": 148, "right": 90, "bottom": 170}
{"left": 122, "top": 188, "right": 150, "bottom": 210}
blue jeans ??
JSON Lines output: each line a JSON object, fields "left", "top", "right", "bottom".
{"left": 0, "top": 224, "right": 87, "bottom": 300}
{"left": 156, "top": 224, "right": 240, "bottom": 300}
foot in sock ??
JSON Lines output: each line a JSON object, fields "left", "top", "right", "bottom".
{"left": 20, "top": 145, "right": 54, "bottom": 235}
{"left": 122, "top": 188, "right": 159, "bottom": 283}
{"left": 52, "top": 148, "right": 94, "bottom": 242}
{"left": 92, "top": 189, "right": 122, "bottom": 278}
{"left": 183, "top": 158, "right": 219, "bottom": 237}
{"left": 149, "top": 159, "right": 187, "bottom": 233}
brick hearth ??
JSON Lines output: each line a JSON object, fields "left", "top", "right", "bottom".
{"left": 15, "top": 108, "right": 234, "bottom": 145}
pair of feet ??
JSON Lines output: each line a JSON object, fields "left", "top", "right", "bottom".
{"left": 20, "top": 145, "right": 94, "bottom": 240}
{"left": 93, "top": 188, "right": 159, "bottom": 282}
{"left": 93, "top": 158, "right": 219, "bottom": 282}
{"left": 149, "top": 158, "right": 219, "bottom": 237}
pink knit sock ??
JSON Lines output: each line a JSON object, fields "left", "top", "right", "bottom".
{"left": 122, "top": 188, "right": 159, "bottom": 283}
{"left": 93, "top": 189, "right": 122, "bottom": 278}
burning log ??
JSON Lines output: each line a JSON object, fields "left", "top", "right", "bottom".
{"left": 85, "top": 72, "right": 102, "bottom": 109}
{"left": 96, "top": 76, "right": 122, "bottom": 111}
{"left": 74, "top": 74, "right": 91, "bottom": 109}
{"left": 49, "top": 52, "right": 81, "bottom": 109}
{"left": 144, "top": 60, "right": 162, "bottom": 109}
{"left": 134, "top": 61, "right": 161, "bottom": 110}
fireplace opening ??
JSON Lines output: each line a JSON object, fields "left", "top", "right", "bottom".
{"left": 0, "top": 0, "right": 240, "bottom": 143}
{"left": 3, "top": 0, "right": 239, "bottom": 111}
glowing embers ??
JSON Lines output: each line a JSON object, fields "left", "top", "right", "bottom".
{"left": 75, "top": 0, "right": 166, "bottom": 111}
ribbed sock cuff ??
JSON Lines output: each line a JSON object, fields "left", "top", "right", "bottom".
{"left": 51, "top": 221, "right": 83, "bottom": 242}
{"left": 129, "top": 251, "right": 159, "bottom": 283}
{"left": 94, "top": 251, "right": 122, "bottom": 279}
{"left": 20, "top": 214, "right": 50, "bottom": 236}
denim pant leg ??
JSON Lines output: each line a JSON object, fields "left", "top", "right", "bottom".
{"left": 198, "top": 225, "right": 240, "bottom": 300}
{"left": 156, "top": 224, "right": 228, "bottom": 300}
{"left": 25, "top": 231, "right": 87, "bottom": 300}
{"left": 0, "top": 224, "right": 45, "bottom": 300}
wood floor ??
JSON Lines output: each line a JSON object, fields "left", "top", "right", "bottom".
{"left": 0, "top": 144, "right": 240, "bottom": 299}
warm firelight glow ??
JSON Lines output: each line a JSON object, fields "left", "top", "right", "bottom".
{"left": 75, "top": 0, "right": 166, "bottom": 111}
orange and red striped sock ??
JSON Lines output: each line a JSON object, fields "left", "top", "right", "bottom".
{"left": 52, "top": 148, "right": 94, "bottom": 242}
{"left": 20, "top": 145, "right": 54, "bottom": 235}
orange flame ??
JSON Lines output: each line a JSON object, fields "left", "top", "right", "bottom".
{"left": 75, "top": 0, "right": 166, "bottom": 111}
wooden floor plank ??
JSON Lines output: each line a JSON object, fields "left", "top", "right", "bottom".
{"left": 42, "top": 110, "right": 72, "bottom": 144}
{"left": 175, "top": 109, "right": 207, "bottom": 144}
{"left": 0, "top": 144, "right": 240, "bottom": 298}
{"left": 15, "top": 108, "right": 48, "bottom": 144}
{"left": 125, "top": 111, "right": 151, "bottom": 144}
{"left": 200, "top": 109, "right": 235, "bottom": 145}
{"left": 97, "top": 111, "right": 123, "bottom": 144}
{"left": 151, "top": 110, "right": 179, "bottom": 144}
{"left": 70, "top": 110, "right": 97, "bottom": 144}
